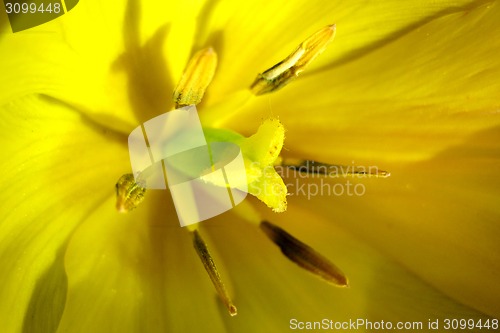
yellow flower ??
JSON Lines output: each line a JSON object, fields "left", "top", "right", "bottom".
{"left": 1, "top": 0, "right": 500, "bottom": 332}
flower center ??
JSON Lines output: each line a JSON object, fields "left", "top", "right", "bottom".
{"left": 114, "top": 24, "right": 389, "bottom": 316}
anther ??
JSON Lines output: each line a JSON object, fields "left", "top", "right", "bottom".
{"left": 115, "top": 174, "right": 146, "bottom": 213}
{"left": 251, "top": 24, "right": 336, "bottom": 95}
{"left": 260, "top": 221, "right": 348, "bottom": 287}
{"left": 192, "top": 229, "right": 237, "bottom": 316}
{"left": 173, "top": 47, "right": 218, "bottom": 108}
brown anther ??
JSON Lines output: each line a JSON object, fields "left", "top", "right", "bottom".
{"left": 260, "top": 221, "right": 348, "bottom": 287}
{"left": 251, "top": 24, "right": 336, "bottom": 95}
{"left": 192, "top": 229, "right": 237, "bottom": 316}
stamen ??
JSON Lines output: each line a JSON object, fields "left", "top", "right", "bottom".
{"left": 251, "top": 24, "right": 336, "bottom": 95}
{"left": 260, "top": 221, "right": 348, "bottom": 287}
{"left": 280, "top": 158, "right": 391, "bottom": 178}
{"left": 115, "top": 174, "right": 146, "bottom": 213}
{"left": 173, "top": 47, "right": 218, "bottom": 108}
{"left": 192, "top": 230, "right": 237, "bottom": 316}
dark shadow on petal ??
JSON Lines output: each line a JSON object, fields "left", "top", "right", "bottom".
{"left": 427, "top": 124, "right": 500, "bottom": 161}
{"left": 22, "top": 246, "right": 68, "bottom": 333}
{"left": 306, "top": 0, "right": 494, "bottom": 76}
{"left": 40, "top": 94, "right": 130, "bottom": 142}
{"left": 288, "top": 123, "right": 500, "bottom": 318}
{"left": 192, "top": 0, "right": 222, "bottom": 52}
{"left": 112, "top": 0, "right": 175, "bottom": 124}
{"left": 188, "top": 0, "right": 225, "bottom": 110}
{"left": 0, "top": 6, "right": 11, "bottom": 33}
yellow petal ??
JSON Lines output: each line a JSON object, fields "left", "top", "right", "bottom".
{"left": 2, "top": 0, "right": 497, "bottom": 331}
{"left": 0, "top": 95, "right": 129, "bottom": 332}
{"left": 202, "top": 0, "right": 481, "bottom": 105}
{"left": 0, "top": 2, "right": 135, "bottom": 133}
{"left": 225, "top": 2, "right": 500, "bottom": 164}
{"left": 301, "top": 0, "right": 487, "bottom": 72}
{"left": 257, "top": 7, "right": 500, "bottom": 314}
{"left": 0, "top": 0, "right": 205, "bottom": 133}
{"left": 287, "top": 125, "right": 500, "bottom": 317}
{"left": 203, "top": 204, "right": 492, "bottom": 332}
{"left": 57, "top": 193, "right": 228, "bottom": 333}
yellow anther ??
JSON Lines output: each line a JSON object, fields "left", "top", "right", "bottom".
{"left": 173, "top": 47, "right": 218, "bottom": 108}
{"left": 251, "top": 24, "right": 336, "bottom": 95}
